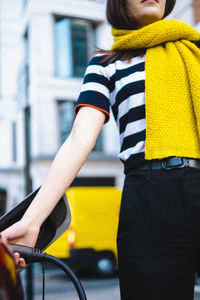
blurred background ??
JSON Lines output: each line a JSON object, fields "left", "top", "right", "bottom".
{"left": 0, "top": 0, "right": 200, "bottom": 299}
{"left": 0, "top": 0, "right": 199, "bottom": 213}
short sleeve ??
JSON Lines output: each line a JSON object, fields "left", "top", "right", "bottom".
{"left": 75, "top": 55, "right": 111, "bottom": 123}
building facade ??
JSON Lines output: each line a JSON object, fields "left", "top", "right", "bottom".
{"left": 0, "top": 0, "right": 200, "bottom": 211}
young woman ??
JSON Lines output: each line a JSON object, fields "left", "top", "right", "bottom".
{"left": 2, "top": 0, "right": 200, "bottom": 298}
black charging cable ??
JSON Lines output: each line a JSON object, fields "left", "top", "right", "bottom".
{"left": 42, "top": 260, "right": 45, "bottom": 300}
{"left": 11, "top": 244, "right": 87, "bottom": 300}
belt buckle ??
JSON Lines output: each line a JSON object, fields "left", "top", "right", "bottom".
{"left": 161, "top": 157, "right": 185, "bottom": 170}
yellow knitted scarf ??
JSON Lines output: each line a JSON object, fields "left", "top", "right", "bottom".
{"left": 112, "top": 20, "right": 200, "bottom": 160}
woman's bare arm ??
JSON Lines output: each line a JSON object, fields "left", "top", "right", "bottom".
{"left": 22, "top": 106, "right": 105, "bottom": 227}
{"left": 1, "top": 106, "right": 106, "bottom": 258}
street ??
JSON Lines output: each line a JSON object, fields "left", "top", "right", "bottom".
{"left": 20, "top": 263, "right": 200, "bottom": 300}
{"left": 21, "top": 263, "right": 121, "bottom": 300}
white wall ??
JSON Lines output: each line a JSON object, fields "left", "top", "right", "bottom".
{"left": 170, "top": 0, "right": 194, "bottom": 24}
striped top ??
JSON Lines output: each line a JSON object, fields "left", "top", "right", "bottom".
{"left": 75, "top": 54, "right": 146, "bottom": 173}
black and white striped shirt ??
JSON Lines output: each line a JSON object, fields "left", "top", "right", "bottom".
{"left": 75, "top": 54, "right": 146, "bottom": 173}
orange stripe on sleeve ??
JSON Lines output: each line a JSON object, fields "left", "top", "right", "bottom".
{"left": 74, "top": 104, "right": 110, "bottom": 123}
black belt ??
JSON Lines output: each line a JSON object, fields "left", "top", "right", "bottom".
{"left": 137, "top": 157, "right": 200, "bottom": 170}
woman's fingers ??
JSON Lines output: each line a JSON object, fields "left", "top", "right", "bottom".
{"left": 13, "top": 252, "right": 20, "bottom": 265}
{"left": 13, "top": 252, "right": 26, "bottom": 268}
{"left": 19, "top": 258, "right": 26, "bottom": 268}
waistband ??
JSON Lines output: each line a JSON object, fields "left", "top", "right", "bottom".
{"left": 134, "top": 157, "right": 200, "bottom": 171}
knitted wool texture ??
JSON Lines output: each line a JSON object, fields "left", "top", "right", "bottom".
{"left": 112, "top": 20, "right": 200, "bottom": 160}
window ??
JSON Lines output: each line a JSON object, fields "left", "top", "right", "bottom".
{"left": 58, "top": 101, "right": 75, "bottom": 144}
{"left": 94, "top": 130, "right": 103, "bottom": 152}
{"left": 58, "top": 100, "right": 103, "bottom": 151}
{"left": 55, "top": 18, "right": 95, "bottom": 78}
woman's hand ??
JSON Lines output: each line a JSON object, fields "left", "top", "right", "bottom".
{"left": 1, "top": 219, "right": 40, "bottom": 268}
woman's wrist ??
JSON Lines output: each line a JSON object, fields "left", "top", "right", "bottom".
{"left": 21, "top": 212, "right": 43, "bottom": 229}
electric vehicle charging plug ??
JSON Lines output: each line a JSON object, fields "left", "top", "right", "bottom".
{"left": 11, "top": 244, "right": 43, "bottom": 263}
{"left": 10, "top": 244, "right": 87, "bottom": 300}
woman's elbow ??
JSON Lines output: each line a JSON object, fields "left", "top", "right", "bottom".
{"left": 69, "top": 128, "right": 97, "bottom": 152}
{"left": 67, "top": 107, "right": 105, "bottom": 152}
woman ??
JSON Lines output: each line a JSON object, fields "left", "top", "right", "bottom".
{"left": 2, "top": 0, "right": 200, "bottom": 299}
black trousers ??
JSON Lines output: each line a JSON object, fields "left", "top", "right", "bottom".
{"left": 117, "top": 167, "right": 200, "bottom": 300}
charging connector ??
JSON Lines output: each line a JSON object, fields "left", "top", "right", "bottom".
{"left": 11, "top": 244, "right": 43, "bottom": 263}
{"left": 10, "top": 244, "right": 87, "bottom": 300}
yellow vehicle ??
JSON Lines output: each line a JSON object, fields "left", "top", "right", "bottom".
{"left": 46, "top": 186, "right": 122, "bottom": 277}
{"left": 44, "top": 230, "right": 70, "bottom": 259}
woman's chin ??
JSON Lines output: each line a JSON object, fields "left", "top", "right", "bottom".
{"left": 138, "top": 13, "right": 163, "bottom": 27}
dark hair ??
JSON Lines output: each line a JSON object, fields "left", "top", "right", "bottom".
{"left": 106, "top": 0, "right": 176, "bottom": 30}
{"left": 95, "top": 0, "right": 176, "bottom": 63}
